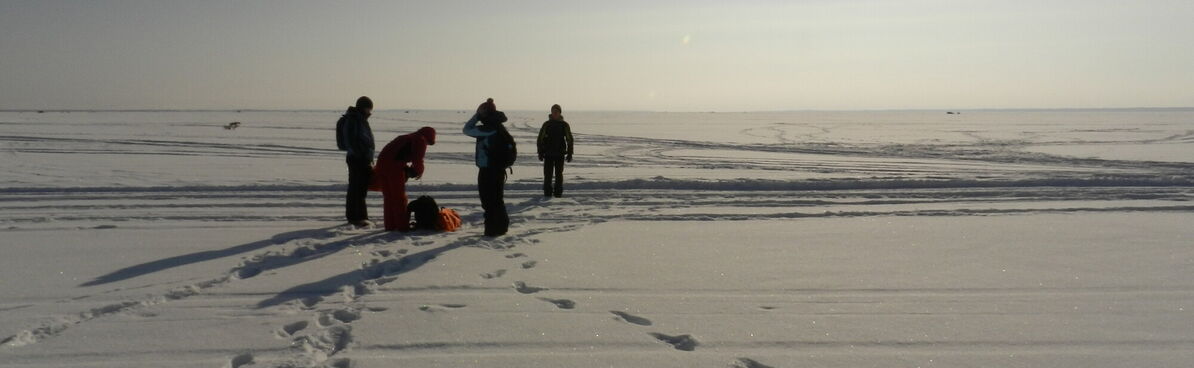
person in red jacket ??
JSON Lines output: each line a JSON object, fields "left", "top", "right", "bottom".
{"left": 374, "top": 126, "right": 436, "bottom": 231}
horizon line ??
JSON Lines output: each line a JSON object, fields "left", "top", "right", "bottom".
{"left": 3, "top": 106, "right": 1194, "bottom": 114}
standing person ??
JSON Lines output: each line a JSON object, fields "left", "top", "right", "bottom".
{"left": 374, "top": 127, "right": 436, "bottom": 231}
{"left": 463, "top": 98, "right": 514, "bottom": 237}
{"left": 537, "top": 104, "right": 573, "bottom": 198}
{"left": 338, "top": 96, "right": 375, "bottom": 228}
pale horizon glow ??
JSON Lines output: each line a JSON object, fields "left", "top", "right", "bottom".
{"left": 2, "top": 1, "right": 1192, "bottom": 111}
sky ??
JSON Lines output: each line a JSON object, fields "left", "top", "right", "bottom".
{"left": 2, "top": 0, "right": 1192, "bottom": 111}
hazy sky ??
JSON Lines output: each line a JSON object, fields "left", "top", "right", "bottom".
{"left": 2, "top": 0, "right": 1192, "bottom": 111}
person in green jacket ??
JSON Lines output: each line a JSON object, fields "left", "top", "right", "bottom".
{"left": 537, "top": 104, "right": 574, "bottom": 198}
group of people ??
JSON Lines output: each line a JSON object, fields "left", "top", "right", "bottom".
{"left": 337, "top": 96, "right": 574, "bottom": 237}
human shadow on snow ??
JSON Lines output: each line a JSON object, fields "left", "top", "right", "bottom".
{"left": 255, "top": 235, "right": 476, "bottom": 308}
{"left": 256, "top": 196, "right": 551, "bottom": 308}
{"left": 79, "top": 225, "right": 341, "bottom": 287}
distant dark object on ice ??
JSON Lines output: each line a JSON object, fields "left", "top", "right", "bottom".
{"left": 946, "top": 111, "right": 962, "bottom": 115}
{"left": 37, "top": 110, "right": 45, "bottom": 114}
{"left": 225, "top": 122, "right": 241, "bottom": 130}
{"left": 405, "top": 110, "right": 410, "bottom": 113}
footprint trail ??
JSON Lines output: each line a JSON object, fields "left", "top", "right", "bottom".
{"left": 610, "top": 311, "right": 653, "bottom": 326}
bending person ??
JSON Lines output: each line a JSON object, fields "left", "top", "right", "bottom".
{"left": 374, "top": 127, "right": 436, "bottom": 231}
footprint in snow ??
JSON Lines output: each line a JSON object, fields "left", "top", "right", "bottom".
{"left": 133, "top": 310, "right": 158, "bottom": 318}
{"left": 299, "top": 296, "right": 322, "bottom": 309}
{"left": 505, "top": 253, "right": 527, "bottom": 259}
{"left": 317, "top": 309, "right": 361, "bottom": 327}
{"left": 233, "top": 266, "right": 262, "bottom": 279}
{"left": 225, "top": 353, "right": 253, "bottom": 368}
{"left": 539, "top": 297, "right": 575, "bottom": 309}
{"left": 610, "top": 311, "right": 652, "bottom": 326}
{"left": 342, "top": 283, "right": 372, "bottom": 302}
{"left": 649, "top": 332, "right": 698, "bottom": 351}
{"left": 331, "top": 309, "right": 361, "bottom": 323}
{"left": 419, "top": 304, "right": 468, "bottom": 312}
{"left": 513, "top": 281, "right": 547, "bottom": 294}
{"left": 521, "top": 260, "right": 537, "bottom": 269}
{"left": 297, "top": 324, "right": 352, "bottom": 360}
{"left": 370, "top": 276, "right": 397, "bottom": 286}
{"left": 731, "top": 358, "right": 775, "bottom": 368}
{"left": 334, "top": 308, "right": 360, "bottom": 322}
{"left": 276, "top": 320, "right": 309, "bottom": 337}
{"left": 481, "top": 269, "right": 507, "bottom": 279}
{"left": 290, "top": 246, "right": 316, "bottom": 258}
{"left": 326, "top": 358, "right": 352, "bottom": 368}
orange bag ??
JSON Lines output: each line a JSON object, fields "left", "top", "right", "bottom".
{"left": 436, "top": 208, "right": 462, "bottom": 232}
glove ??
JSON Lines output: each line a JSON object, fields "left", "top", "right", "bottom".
{"left": 565, "top": 154, "right": 572, "bottom": 163}
{"left": 404, "top": 167, "right": 420, "bottom": 180}
{"left": 538, "top": 154, "right": 544, "bottom": 162}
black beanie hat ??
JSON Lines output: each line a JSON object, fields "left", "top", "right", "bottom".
{"left": 356, "top": 96, "right": 374, "bottom": 110}
{"left": 479, "top": 98, "right": 496, "bottom": 115}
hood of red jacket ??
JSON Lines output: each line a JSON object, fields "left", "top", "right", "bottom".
{"left": 417, "top": 126, "right": 436, "bottom": 145}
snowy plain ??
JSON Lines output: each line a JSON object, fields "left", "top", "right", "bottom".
{"left": 1, "top": 108, "right": 1193, "bottom": 367}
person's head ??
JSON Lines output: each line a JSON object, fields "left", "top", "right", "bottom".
{"left": 478, "top": 98, "right": 496, "bottom": 118}
{"left": 355, "top": 96, "right": 374, "bottom": 116}
{"left": 417, "top": 126, "right": 436, "bottom": 145}
{"left": 550, "top": 104, "right": 562, "bottom": 120}
{"left": 477, "top": 98, "right": 506, "bottom": 125}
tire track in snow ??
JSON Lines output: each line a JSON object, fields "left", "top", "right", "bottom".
{"left": 9, "top": 184, "right": 1188, "bottom": 229}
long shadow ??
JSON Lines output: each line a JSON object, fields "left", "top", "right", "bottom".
{"left": 256, "top": 197, "right": 558, "bottom": 308}
{"left": 256, "top": 237, "right": 473, "bottom": 308}
{"left": 228, "top": 231, "right": 384, "bottom": 280}
{"left": 80, "top": 225, "right": 341, "bottom": 287}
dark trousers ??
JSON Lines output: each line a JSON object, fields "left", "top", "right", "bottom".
{"left": 345, "top": 156, "right": 372, "bottom": 223}
{"left": 478, "top": 167, "right": 508, "bottom": 236}
{"left": 543, "top": 157, "right": 565, "bottom": 197}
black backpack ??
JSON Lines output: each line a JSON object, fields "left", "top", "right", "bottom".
{"left": 407, "top": 195, "right": 440, "bottom": 230}
{"left": 335, "top": 116, "right": 348, "bottom": 151}
{"left": 486, "top": 127, "right": 517, "bottom": 169}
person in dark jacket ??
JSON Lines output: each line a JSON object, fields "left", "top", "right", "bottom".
{"left": 375, "top": 127, "right": 436, "bottom": 232}
{"left": 340, "top": 96, "right": 375, "bottom": 227}
{"left": 462, "top": 98, "right": 512, "bottom": 237}
{"left": 537, "top": 104, "right": 573, "bottom": 198}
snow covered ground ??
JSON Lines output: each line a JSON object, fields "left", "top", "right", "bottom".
{"left": 1, "top": 109, "right": 1193, "bottom": 367}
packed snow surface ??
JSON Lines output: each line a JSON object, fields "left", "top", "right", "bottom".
{"left": 1, "top": 109, "right": 1193, "bottom": 367}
